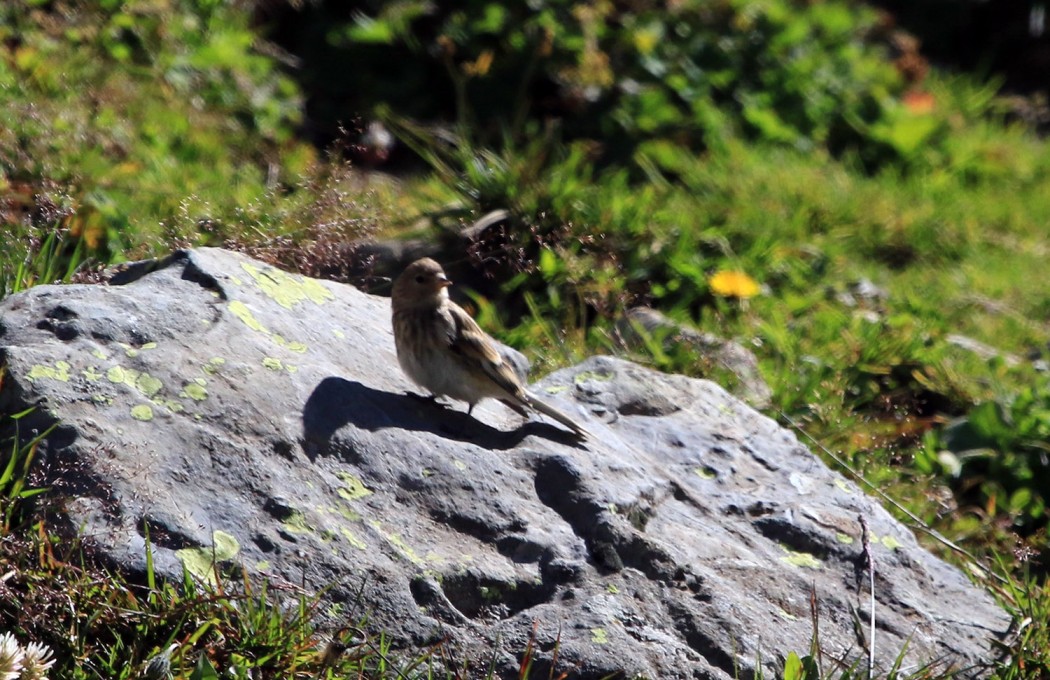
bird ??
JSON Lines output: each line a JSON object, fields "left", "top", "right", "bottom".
{"left": 391, "top": 258, "right": 588, "bottom": 438}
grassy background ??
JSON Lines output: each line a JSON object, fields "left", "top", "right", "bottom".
{"left": 1, "top": 0, "right": 1049, "bottom": 677}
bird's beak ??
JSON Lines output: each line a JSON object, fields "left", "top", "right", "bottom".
{"left": 437, "top": 274, "right": 452, "bottom": 288}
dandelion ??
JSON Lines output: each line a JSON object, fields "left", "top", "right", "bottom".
{"left": 708, "top": 270, "right": 760, "bottom": 299}
{"left": 0, "top": 633, "right": 23, "bottom": 680}
{"left": 19, "top": 641, "right": 55, "bottom": 680}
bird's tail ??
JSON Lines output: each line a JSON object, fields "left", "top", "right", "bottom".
{"left": 524, "top": 391, "right": 590, "bottom": 438}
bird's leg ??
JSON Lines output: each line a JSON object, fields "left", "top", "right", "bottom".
{"left": 467, "top": 402, "right": 476, "bottom": 415}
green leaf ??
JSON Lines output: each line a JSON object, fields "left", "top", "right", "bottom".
{"left": 871, "top": 113, "right": 942, "bottom": 156}
{"left": 346, "top": 13, "right": 395, "bottom": 44}
{"left": 538, "top": 247, "right": 560, "bottom": 278}
{"left": 783, "top": 651, "right": 803, "bottom": 680}
{"left": 0, "top": 440, "right": 18, "bottom": 487}
{"left": 1009, "top": 487, "right": 1033, "bottom": 514}
{"left": 190, "top": 654, "right": 220, "bottom": 680}
{"left": 967, "top": 401, "right": 1011, "bottom": 442}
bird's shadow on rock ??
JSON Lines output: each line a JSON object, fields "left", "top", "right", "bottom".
{"left": 302, "top": 377, "right": 584, "bottom": 462}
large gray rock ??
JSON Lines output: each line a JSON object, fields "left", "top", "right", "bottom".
{"left": 0, "top": 248, "right": 1009, "bottom": 678}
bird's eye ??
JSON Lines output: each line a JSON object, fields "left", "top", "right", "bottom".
{"left": 415, "top": 275, "right": 425, "bottom": 284}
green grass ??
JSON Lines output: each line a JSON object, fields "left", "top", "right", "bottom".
{"left": 0, "top": 529, "right": 425, "bottom": 678}
{"left": 0, "top": 518, "right": 586, "bottom": 679}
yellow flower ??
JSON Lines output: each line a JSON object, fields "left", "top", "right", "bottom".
{"left": 632, "top": 26, "right": 660, "bottom": 56}
{"left": 708, "top": 270, "right": 760, "bottom": 299}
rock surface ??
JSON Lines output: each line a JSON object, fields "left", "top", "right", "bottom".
{"left": 615, "top": 306, "right": 772, "bottom": 409}
{"left": 0, "top": 248, "right": 1009, "bottom": 678}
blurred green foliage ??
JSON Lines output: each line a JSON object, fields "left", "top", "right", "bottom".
{"left": 0, "top": 0, "right": 310, "bottom": 263}
{"left": 290, "top": 0, "right": 914, "bottom": 165}
{"left": 920, "top": 381, "right": 1050, "bottom": 535}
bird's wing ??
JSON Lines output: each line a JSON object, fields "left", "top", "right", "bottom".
{"left": 445, "top": 301, "right": 590, "bottom": 439}
{"left": 445, "top": 302, "right": 525, "bottom": 397}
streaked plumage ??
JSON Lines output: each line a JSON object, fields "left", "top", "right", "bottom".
{"left": 391, "top": 258, "right": 587, "bottom": 438}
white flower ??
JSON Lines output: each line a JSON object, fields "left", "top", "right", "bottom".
{"left": 18, "top": 641, "right": 54, "bottom": 680}
{"left": 0, "top": 633, "right": 23, "bottom": 680}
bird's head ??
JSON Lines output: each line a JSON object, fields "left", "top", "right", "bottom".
{"left": 392, "top": 257, "right": 452, "bottom": 309}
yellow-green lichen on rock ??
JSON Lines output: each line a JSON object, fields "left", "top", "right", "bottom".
{"left": 779, "top": 548, "right": 822, "bottom": 569}
{"left": 181, "top": 379, "right": 207, "bottom": 401}
{"left": 175, "top": 530, "right": 241, "bottom": 584}
{"left": 260, "top": 356, "right": 297, "bottom": 373}
{"left": 328, "top": 504, "right": 361, "bottom": 522}
{"left": 120, "top": 341, "right": 158, "bottom": 358}
{"left": 336, "top": 471, "right": 373, "bottom": 501}
{"left": 130, "top": 404, "right": 154, "bottom": 421}
{"left": 135, "top": 373, "right": 163, "bottom": 398}
{"left": 27, "top": 360, "right": 71, "bottom": 383}
{"left": 879, "top": 534, "right": 902, "bottom": 550}
{"left": 228, "top": 300, "right": 266, "bottom": 333}
{"left": 694, "top": 467, "right": 716, "bottom": 480}
{"left": 239, "top": 261, "right": 334, "bottom": 308}
{"left": 228, "top": 299, "right": 311, "bottom": 355}
{"left": 271, "top": 334, "right": 308, "bottom": 353}
{"left": 574, "top": 369, "right": 614, "bottom": 383}
{"left": 340, "top": 527, "right": 368, "bottom": 550}
{"left": 202, "top": 357, "right": 226, "bottom": 375}
{"left": 106, "top": 365, "right": 165, "bottom": 399}
{"left": 155, "top": 398, "right": 185, "bottom": 413}
{"left": 282, "top": 510, "right": 312, "bottom": 535}
{"left": 386, "top": 532, "right": 425, "bottom": 566}
{"left": 370, "top": 520, "right": 425, "bottom": 566}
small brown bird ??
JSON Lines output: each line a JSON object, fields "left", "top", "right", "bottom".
{"left": 391, "top": 258, "right": 588, "bottom": 437}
